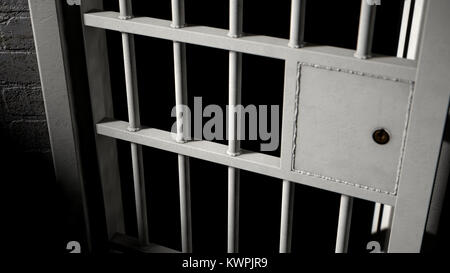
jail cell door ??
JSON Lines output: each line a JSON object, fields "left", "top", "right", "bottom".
{"left": 70, "top": 0, "right": 450, "bottom": 253}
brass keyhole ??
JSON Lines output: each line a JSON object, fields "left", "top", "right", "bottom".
{"left": 372, "top": 129, "right": 390, "bottom": 145}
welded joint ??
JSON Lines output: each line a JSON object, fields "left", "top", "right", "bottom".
{"left": 118, "top": 15, "right": 133, "bottom": 20}
{"left": 354, "top": 53, "right": 371, "bottom": 60}
{"left": 127, "top": 126, "right": 140, "bottom": 132}
{"left": 288, "top": 42, "right": 305, "bottom": 49}
{"left": 227, "top": 150, "right": 241, "bottom": 157}
{"left": 228, "top": 33, "right": 243, "bottom": 39}
{"left": 170, "top": 23, "right": 187, "bottom": 29}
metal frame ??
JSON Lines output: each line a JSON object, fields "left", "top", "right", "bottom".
{"left": 28, "top": 0, "right": 92, "bottom": 251}
{"left": 30, "top": 0, "right": 450, "bottom": 253}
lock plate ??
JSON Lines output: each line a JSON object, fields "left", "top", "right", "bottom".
{"left": 291, "top": 63, "right": 414, "bottom": 195}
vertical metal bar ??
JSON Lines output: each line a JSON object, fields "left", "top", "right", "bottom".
{"left": 373, "top": 0, "right": 426, "bottom": 248}
{"left": 426, "top": 112, "right": 450, "bottom": 237}
{"left": 288, "top": 0, "right": 306, "bottom": 48}
{"left": 227, "top": 0, "right": 243, "bottom": 253}
{"left": 178, "top": 154, "right": 192, "bottom": 252}
{"left": 335, "top": 195, "right": 353, "bottom": 253}
{"left": 228, "top": 51, "right": 242, "bottom": 156}
{"left": 171, "top": 0, "right": 186, "bottom": 28}
{"left": 397, "top": 0, "right": 413, "bottom": 58}
{"left": 371, "top": 0, "right": 415, "bottom": 238}
{"left": 279, "top": 2, "right": 306, "bottom": 252}
{"left": 279, "top": 181, "right": 295, "bottom": 253}
{"left": 228, "top": 167, "right": 240, "bottom": 252}
{"left": 79, "top": 0, "right": 125, "bottom": 242}
{"left": 388, "top": 0, "right": 450, "bottom": 251}
{"left": 229, "top": 0, "right": 243, "bottom": 38}
{"left": 171, "top": 0, "right": 192, "bottom": 253}
{"left": 354, "top": 0, "right": 377, "bottom": 59}
{"left": 406, "top": 0, "right": 426, "bottom": 60}
{"left": 119, "top": 0, "right": 149, "bottom": 245}
{"left": 371, "top": 202, "right": 382, "bottom": 235}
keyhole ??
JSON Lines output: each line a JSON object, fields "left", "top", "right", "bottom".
{"left": 372, "top": 129, "right": 390, "bottom": 145}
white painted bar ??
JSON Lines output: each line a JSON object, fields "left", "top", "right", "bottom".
{"left": 119, "top": 0, "right": 149, "bottom": 245}
{"left": 171, "top": 0, "right": 192, "bottom": 253}
{"left": 279, "top": 2, "right": 307, "bottom": 251}
{"left": 279, "top": 180, "right": 295, "bottom": 253}
{"left": 376, "top": 0, "right": 426, "bottom": 246}
{"left": 171, "top": 0, "right": 185, "bottom": 28}
{"left": 388, "top": 0, "right": 450, "bottom": 252}
{"left": 96, "top": 120, "right": 397, "bottom": 206}
{"left": 335, "top": 195, "right": 353, "bottom": 253}
{"left": 229, "top": 0, "right": 243, "bottom": 38}
{"left": 83, "top": 12, "right": 417, "bottom": 82}
{"left": 178, "top": 154, "right": 192, "bottom": 252}
{"left": 131, "top": 142, "right": 149, "bottom": 244}
{"left": 79, "top": 0, "right": 125, "bottom": 241}
{"left": 397, "top": 0, "right": 413, "bottom": 58}
{"left": 228, "top": 166, "right": 240, "bottom": 252}
{"left": 354, "top": 0, "right": 377, "bottom": 59}
{"left": 227, "top": 51, "right": 242, "bottom": 156}
{"left": 371, "top": 202, "right": 382, "bottom": 234}
{"left": 288, "top": 0, "right": 306, "bottom": 48}
{"left": 407, "top": 0, "right": 426, "bottom": 60}
{"left": 227, "top": 0, "right": 243, "bottom": 254}
{"left": 371, "top": 0, "right": 414, "bottom": 239}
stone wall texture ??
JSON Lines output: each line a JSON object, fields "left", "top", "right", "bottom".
{"left": 0, "top": 0, "right": 50, "bottom": 154}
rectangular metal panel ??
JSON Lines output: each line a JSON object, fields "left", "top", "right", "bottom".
{"left": 291, "top": 63, "right": 414, "bottom": 195}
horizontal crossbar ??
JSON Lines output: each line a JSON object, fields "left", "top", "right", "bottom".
{"left": 97, "top": 119, "right": 396, "bottom": 206}
{"left": 84, "top": 11, "right": 417, "bottom": 82}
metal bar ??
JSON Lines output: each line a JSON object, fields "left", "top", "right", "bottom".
{"left": 279, "top": 180, "right": 295, "bottom": 253}
{"left": 227, "top": 51, "right": 242, "bottom": 156}
{"left": 288, "top": 0, "right": 306, "bottom": 48}
{"left": 388, "top": 0, "right": 450, "bottom": 252}
{"left": 79, "top": 0, "right": 125, "bottom": 241}
{"left": 96, "top": 120, "right": 397, "bottom": 206}
{"left": 371, "top": 0, "right": 414, "bottom": 238}
{"left": 171, "top": 0, "right": 192, "bottom": 253}
{"left": 406, "top": 0, "right": 426, "bottom": 60}
{"left": 119, "top": 0, "right": 149, "bottom": 245}
{"left": 375, "top": 0, "right": 426, "bottom": 248}
{"left": 178, "top": 154, "right": 192, "bottom": 252}
{"left": 83, "top": 12, "right": 417, "bottom": 79}
{"left": 370, "top": 202, "right": 382, "bottom": 234}
{"left": 426, "top": 112, "right": 450, "bottom": 236}
{"left": 397, "top": 0, "right": 413, "bottom": 58}
{"left": 228, "top": 166, "right": 240, "bottom": 252}
{"left": 278, "top": 2, "right": 307, "bottom": 250}
{"left": 229, "top": 0, "right": 243, "bottom": 38}
{"left": 30, "top": 0, "right": 93, "bottom": 251}
{"left": 171, "top": 0, "right": 185, "bottom": 28}
{"left": 131, "top": 142, "right": 148, "bottom": 244}
{"left": 354, "top": 0, "right": 377, "bottom": 59}
{"left": 335, "top": 195, "right": 353, "bottom": 253}
{"left": 227, "top": 0, "right": 243, "bottom": 254}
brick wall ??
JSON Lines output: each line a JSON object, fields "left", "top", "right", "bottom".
{"left": 1, "top": 1, "right": 60, "bottom": 253}
{"left": 0, "top": 0, "right": 50, "bottom": 154}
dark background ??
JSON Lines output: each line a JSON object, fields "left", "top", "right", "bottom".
{"left": 2, "top": 0, "right": 449, "bottom": 255}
